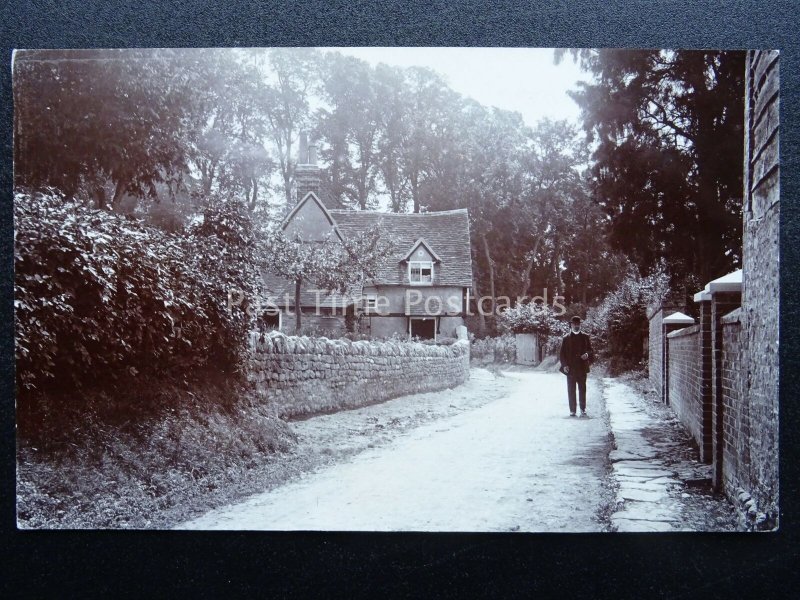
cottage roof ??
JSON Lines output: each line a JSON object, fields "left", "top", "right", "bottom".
{"left": 328, "top": 208, "right": 473, "bottom": 287}
{"left": 263, "top": 207, "right": 472, "bottom": 306}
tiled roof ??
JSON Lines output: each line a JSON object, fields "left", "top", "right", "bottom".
{"left": 262, "top": 271, "right": 361, "bottom": 308}
{"left": 328, "top": 208, "right": 473, "bottom": 287}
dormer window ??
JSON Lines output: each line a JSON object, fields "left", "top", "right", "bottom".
{"left": 409, "top": 261, "right": 433, "bottom": 284}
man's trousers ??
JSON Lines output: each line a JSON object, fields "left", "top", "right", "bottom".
{"left": 566, "top": 372, "right": 587, "bottom": 413}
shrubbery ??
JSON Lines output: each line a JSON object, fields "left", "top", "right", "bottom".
{"left": 14, "top": 189, "right": 260, "bottom": 399}
{"left": 497, "top": 302, "right": 569, "bottom": 360}
{"left": 584, "top": 266, "right": 669, "bottom": 374}
{"left": 471, "top": 334, "right": 516, "bottom": 363}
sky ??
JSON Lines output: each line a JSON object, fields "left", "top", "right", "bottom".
{"left": 320, "top": 47, "right": 589, "bottom": 129}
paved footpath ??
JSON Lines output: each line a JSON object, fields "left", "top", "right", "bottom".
{"left": 177, "top": 371, "right": 612, "bottom": 532}
{"left": 603, "top": 378, "right": 737, "bottom": 532}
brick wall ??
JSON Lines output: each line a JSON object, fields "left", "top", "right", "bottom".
{"left": 711, "top": 292, "right": 742, "bottom": 484}
{"left": 246, "top": 332, "right": 470, "bottom": 419}
{"left": 666, "top": 325, "right": 703, "bottom": 448}
{"left": 647, "top": 306, "right": 665, "bottom": 398}
{"left": 730, "top": 49, "right": 780, "bottom": 528}
{"left": 721, "top": 310, "right": 747, "bottom": 497}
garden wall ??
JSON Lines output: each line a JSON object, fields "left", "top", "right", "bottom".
{"left": 666, "top": 325, "right": 705, "bottom": 450}
{"left": 721, "top": 310, "right": 748, "bottom": 498}
{"left": 247, "top": 332, "right": 470, "bottom": 419}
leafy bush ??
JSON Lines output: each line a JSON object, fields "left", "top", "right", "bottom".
{"left": 497, "top": 302, "right": 568, "bottom": 337}
{"left": 584, "top": 266, "right": 669, "bottom": 374}
{"left": 496, "top": 302, "right": 569, "bottom": 359}
{"left": 14, "top": 189, "right": 260, "bottom": 401}
{"left": 471, "top": 334, "right": 516, "bottom": 363}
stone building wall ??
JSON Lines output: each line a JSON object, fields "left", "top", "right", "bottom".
{"left": 246, "top": 332, "right": 470, "bottom": 419}
{"left": 666, "top": 325, "right": 703, "bottom": 448}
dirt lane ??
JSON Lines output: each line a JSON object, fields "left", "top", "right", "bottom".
{"left": 176, "top": 371, "right": 612, "bottom": 532}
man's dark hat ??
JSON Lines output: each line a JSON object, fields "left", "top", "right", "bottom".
{"left": 570, "top": 316, "right": 582, "bottom": 324}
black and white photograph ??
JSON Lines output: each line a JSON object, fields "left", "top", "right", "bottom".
{"left": 12, "top": 47, "right": 779, "bottom": 532}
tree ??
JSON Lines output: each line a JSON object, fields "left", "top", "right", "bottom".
{"left": 558, "top": 49, "right": 746, "bottom": 289}
{"left": 13, "top": 49, "right": 209, "bottom": 210}
{"left": 316, "top": 53, "right": 382, "bottom": 210}
{"left": 262, "top": 226, "right": 396, "bottom": 330}
{"left": 261, "top": 48, "right": 319, "bottom": 208}
{"left": 374, "top": 64, "right": 412, "bottom": 213}
{"left": 190, "top": 50, "right": 275, "bottom": 213}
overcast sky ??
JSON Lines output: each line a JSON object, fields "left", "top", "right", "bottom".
{"left": 321, "top": 47, "right": 589, "bottom": 129}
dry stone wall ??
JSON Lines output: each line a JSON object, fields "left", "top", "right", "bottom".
{"left": 246, "top": 332, "right": 470, "bottom": 419}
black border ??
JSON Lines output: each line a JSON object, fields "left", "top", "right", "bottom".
{"left": 2, "top": 1, "right": 798, "bottom": 597}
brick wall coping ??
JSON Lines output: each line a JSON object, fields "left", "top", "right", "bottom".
{"left": 693, "top": 269, "right": 743, "bottom": 302}
{"left": 647, "top": 302, "right": 679, "bottom": 320}
{"left": 666, "top": 323, "right": 701, "bottom": 339}
{"left": 663, "top": 311, "right": 695, "bottom": 325}
{"left": 721, "top": 307, "right": 743, "bottom": 325}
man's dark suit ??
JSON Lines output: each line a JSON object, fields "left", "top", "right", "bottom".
{"left": 559, "top": 331, "right": 594, "bottom": 414}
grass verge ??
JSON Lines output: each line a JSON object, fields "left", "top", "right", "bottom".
{"left": 16, "top": 372, "right": 297, "bottom": 529}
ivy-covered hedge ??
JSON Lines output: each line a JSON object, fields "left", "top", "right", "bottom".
{"left": 15, "top": 190, "right": 259, "bottom": 398}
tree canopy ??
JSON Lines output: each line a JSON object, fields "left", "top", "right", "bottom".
{"left": 558, "top": 49, "right": 746, "bottom": 292}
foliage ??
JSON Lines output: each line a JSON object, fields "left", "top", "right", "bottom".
{"left": 498, "top": 302, "right": 569, "bottom": 337}
{"left": 13, "top": 49, "right": 213, "bottom": 209}
{"left": 560, "top": 49, "right": 745, "bottom": 288}
{"left": 16, "top": 371, "right": 296, "bottom": 529}
{"left": 260, "top": 224, "right": 396, "bottom": 329}
{"left": 584, "top": 264, "right": 670, "bottom": 374}
{"left": 470, "top": 335, "right": 516, "bottom": 363}
{"left": 14, "top": 189, "right": 259, "bottom": 397}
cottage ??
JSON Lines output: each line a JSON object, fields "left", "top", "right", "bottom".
{"left": 262, "top": 135, "right": 473, "bottom": 340}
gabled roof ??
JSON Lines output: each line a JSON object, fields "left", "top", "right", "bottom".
{"left": 281, "top": 191, "right": 336, "bottom": 230}
{"left": 328, "top": 208, "right": 472, "bottom": 287}
{"left": 264, "top": 206, "right": 473, "bottom": 307}
{"left": 400, "top": 238, "right": 443, "bottom": 263}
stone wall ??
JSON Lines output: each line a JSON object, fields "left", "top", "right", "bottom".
{"left": 733, "top": 49, "right": 780, "bottom": 528}
{"left": 666, "top": 325, "right": 703, "bottom": 448}
{"left": 246, "top": 332, "right": 470, "bottom": 419}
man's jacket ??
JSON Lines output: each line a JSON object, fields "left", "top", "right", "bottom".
{"left": 559, "top": 331, "right": 594, "bottom": 376}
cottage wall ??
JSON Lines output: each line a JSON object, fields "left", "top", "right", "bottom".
{"left": 247, "top": 332, "right": 470, "bottom": 419}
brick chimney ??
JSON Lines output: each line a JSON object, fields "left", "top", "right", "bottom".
{"left": 294, "top": 131, "right": 320, "bottom": 204}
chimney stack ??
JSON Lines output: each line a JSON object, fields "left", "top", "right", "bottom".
{"left": 295, "top": 131, "right": 320, "bottom": 204}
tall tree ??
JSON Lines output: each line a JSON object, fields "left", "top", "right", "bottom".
{"left": 316, "top": 53, "right": 382, "bottom": 210}
{"left": 374, "top": 64, "right": 412, "bottom": 213}
{"left": 559, "top": 49, "right": 745, "bottom": 287}
{"left": 262, "top": 48, "right": 319, "bottom": 208}
{"left": 13, "top": 49, "right": 208, "bottom": 210}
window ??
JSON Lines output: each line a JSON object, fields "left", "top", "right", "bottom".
{"left": 363, "top": 294, "right": 378, "bottom": 313}
{"left": 409, "top": 261, "right": 433, "bottom": 284}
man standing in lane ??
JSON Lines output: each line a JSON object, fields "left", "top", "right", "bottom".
{"left": 559, "top": 316, "right": 594, "bottom": 417}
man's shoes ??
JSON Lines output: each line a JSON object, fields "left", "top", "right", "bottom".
{"left": 580, "top": 410, "right": 587, "bottom": 417}
{"left": 570, "top": 412, "right": 576, "bottom": 417}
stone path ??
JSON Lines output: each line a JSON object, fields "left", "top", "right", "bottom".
{"left": 603, "top": 378, "right": 737, "bottom": 532}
